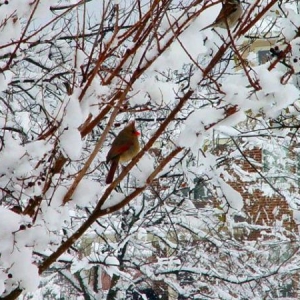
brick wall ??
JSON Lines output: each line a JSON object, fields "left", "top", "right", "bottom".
{"left": 227, "top": 147, "right": 298, "bottom": 239}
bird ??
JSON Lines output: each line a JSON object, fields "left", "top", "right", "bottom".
{"left": 105, "top": 121, "right": 140, "bottom": 184}
{"left": 201, "top": 0, "right": 243, "bottom": 31}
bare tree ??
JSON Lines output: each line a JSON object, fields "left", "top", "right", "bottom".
{"left": 1, "top": 0, "right": 300, "bottom": 299}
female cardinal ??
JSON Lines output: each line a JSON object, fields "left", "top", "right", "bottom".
{"left": 201, "top": 0, "right": 242, "bottom": 31}
{"left": 106, "top": 121, "right": 140, "bottom": 184}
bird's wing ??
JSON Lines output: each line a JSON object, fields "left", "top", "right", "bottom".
{"left": 106, "top": 143, "right": 132, "bottom": 162}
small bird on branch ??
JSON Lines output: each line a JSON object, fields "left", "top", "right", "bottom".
{"left": 201, "top": 0, "right": 243, "bottom": 31}
{"left": 106, "top": 121, "right": 140, "bottom": 184}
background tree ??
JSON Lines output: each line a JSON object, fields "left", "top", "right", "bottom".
{"left": 1, "top": 0, "right": 300, "bottom": 299}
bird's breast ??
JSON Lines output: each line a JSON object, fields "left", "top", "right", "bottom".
{"left": 119, "top": 141, "right": 140, "bottom": 162}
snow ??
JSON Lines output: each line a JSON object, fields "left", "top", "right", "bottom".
{"left": 55, "top": 94, "right": 85, "bottom": 159}
{"left": 24, "top": 140, "right": 53, "bottom": 159}
{"left": 59, "top": 127, "right": 82, "bottom": 160}
{"left": 0, "top": 134, "right": 44, "bottom": 181}
{"left": 60, "top": 95, "right": 84, "bottom": 129}
{"left": 131, "top": 154, "right": 155, "bottom": 186}
{"left": 280, "top": 8, "right": 300, "bottom": 41}
{"left": 21, "top": 225, "right": 51, "bottom": 252}
{"left": 0, "top": 207, "right": 22, "bottom": 242}
{"left": 0, "top": 208, "right": 40, "bottom": 292}
{"left": 256, "top": 67, "right": 284, "bottom": 94}
{"left": 72, "top": 179, "right": 101, "bottom": 207}
{"left": 177, "top": 107, "right": 224, "bottom": 153}
{"left": 71, "top": 257, "right": 92, "bottom": 274}
{"left": 219, "top": 178, "right": 244, "bottom": 212}
{"left": 0, "top": 0, "right": 300, "bottom": 299}
{"left": 0, "top": 71, "right": 14, "bottom": 92}
{"left": 290, "top": 37, "right": 300, "bottom": 73}
{"left": 292, "top": 210, "right": 300, "bottom": 224}
{"left": 131, "top": 77, "right": 177, "bottom": 106}
{"left": 8, "top": 248, "right": 39, "bottom": 292}
{"left": 222, "top": 73, "right": 250, "bottom": 107}
{"left": 101, "top": 191, "right": 125, "bottom": 210}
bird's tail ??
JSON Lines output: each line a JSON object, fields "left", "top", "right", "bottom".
{"left": 106, "top": 158, "right": 119, "bottom": 184}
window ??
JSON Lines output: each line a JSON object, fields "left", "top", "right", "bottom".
{"left": 257, "top": 49, "right": 271, "bottom": 64}
{"left": 193, "top": 179, "right": 210, "bottom": 200}
{"left": 262, "top": 142, "right": 294, "bottom": 190}
{"left": 177, "top": 178, "right": 210, "bottom": 201}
